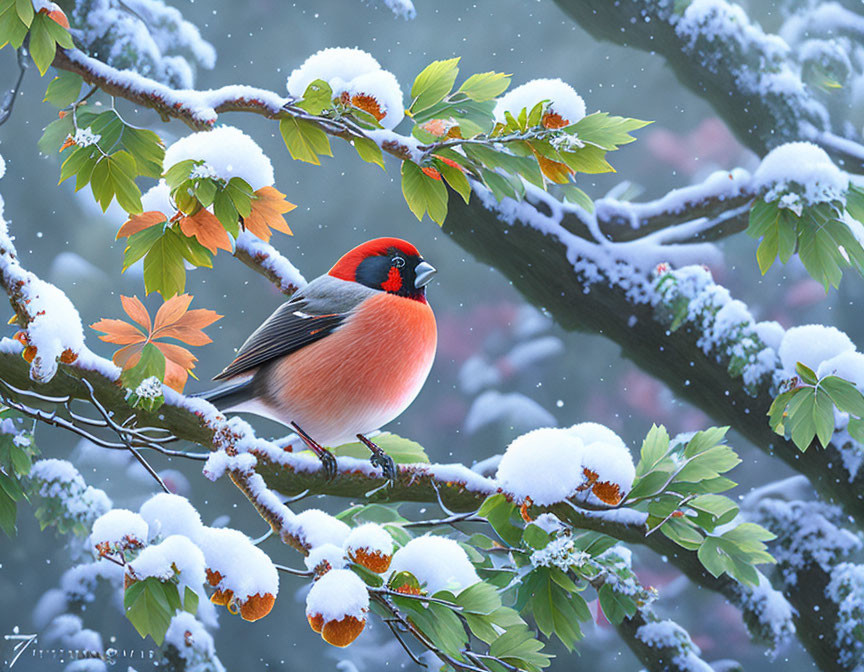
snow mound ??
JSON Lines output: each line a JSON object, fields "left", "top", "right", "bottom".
{"left": 754, "top": 142, "right": 848, "bottom": 206}
{"left": 141, "top": 180, "right": 172, "bottom": 214}
{"left": 344, "top": 523, "right": 394, "bottom": 556}
{"left": 163, "top": 126, "right": 274, "bottom": 189}
{"left": 496, "top": 427, "right": 586, "bottom": 505}
{"left": 777, "top": 324, "right": 856, "bottom": 374}
{"left": 818, "top": 350, "right": 864, "bottom": 391}
{"left": 196, "top": 527, "right": 278, "bottom": 601}
{"left": 581, "top": 440, "right": 635, "bottom": 495}
{"left": 305, "top": 568, "right": 369, "bottom": 621}
{"left": 495, "top": 78, "right": 586, "bottom": 126}
{"left": 90, "top": 509, "right": 148, "bottom": 550}
{"left": 292, "top": 509, "right": 351, "bottom": 549}
{"left": 388, "top": 535, "right": 479, "bottom": 594}
{"left": 286, "top": 47, "right": 404, "bottom": 129}
{"left": 304, "top": 543, "right": 347, "bottom": 572}
{"left": 128, "top": 535, "right": 206, "bottom": 592}
{"left": 139, "top": 493, "right": 203, "bottom": 542}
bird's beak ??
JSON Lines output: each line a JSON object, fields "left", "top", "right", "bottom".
{"left": 414, "top": 261, "right": 437, "bottom": 288}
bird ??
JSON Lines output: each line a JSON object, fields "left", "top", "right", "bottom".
{"left": 198, "top": 237, "right": 438, "bottom": 481}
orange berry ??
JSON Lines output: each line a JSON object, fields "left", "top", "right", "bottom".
{"left": 394, "top": 584, "right": 422, "bottom": 596}
{"left": 592, "top": 480, "right": 623, "bottom": 506}
{"left": 308, "top": 613, "right": 324, "bottom": 633}
{"left": 239, "top": 593, "right": 275, "bottom": 622}
{"left": 60, "top": 349, "right": 78, "bottom": 364}
{"left": 23, "top": 346, "right": 37, "bottom": 363}
{"left": 350, "top": 548, "right": 392, "bottom": 574}
{"left": 519, "top": 497, "right": 534, "bottom": 524}
{"left": 321, "top": 615, "right": 366, "bottom": 647}
{"left": 541, "top": 112, "right": 569, "bottom": 129}
{"left": 350, "top": 94, "right": 385, "bottom": 122}
{"left": 210, "top": 588, "right": 234, "bottom": 607}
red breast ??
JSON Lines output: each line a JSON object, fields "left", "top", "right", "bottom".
{"left": 259, "top": 291, "right": 437, "bottom": 446}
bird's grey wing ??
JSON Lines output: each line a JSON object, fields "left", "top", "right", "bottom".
{"left": 212, "top": 275, "right": 374, "bottom": 381}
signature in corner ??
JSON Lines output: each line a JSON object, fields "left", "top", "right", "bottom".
{"left": 3, "top": 629, "right": 38, "bottom": 669}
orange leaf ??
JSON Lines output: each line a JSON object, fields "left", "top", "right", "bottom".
{"left": 154, "top": 342, "right": 197, "bottom": 371}
{"left": 243, "top": 187, "right": 296, "bottom": 242}
{"left": 91, "top": 295, "right": 220, "bottom": 389}
{"left": 117, "top": 211, "right": 167, "bottom": 240}
{"left": 532, "top": 151, "right": 573, "bottom": 185}
{"left": 153, "top": 294, "right": 194, "bottom": 332}
{"left": 421, "top": 167, "right": 442, "bottom": 180}
{"left": 90, "top": 318, "right": 145, "bottom": 345}
{"left": 41, "top": 7, "right": 70, "bottom": 28}
{"left": 162, "top": 357, "right": 190, "bottom": 393}
{"left": 113, "top": 342, "right": 145, "bottom": 369}
{"left": 179, "top": 209, "right": 233, "bottom": 255}
{"left": 121, "top": 296, "right": 152, "bottom": 332}
{"left": 59, "top": 136, "right": 75, "bottom": 152}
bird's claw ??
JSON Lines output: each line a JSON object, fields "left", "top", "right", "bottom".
{"left": 370, "top": 451, "right": 397, "bottom": 485}
{"left": 318, "top": 449, "right": 338, "bottom": 481}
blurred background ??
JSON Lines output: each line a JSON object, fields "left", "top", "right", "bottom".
{"left": 1, "top": 1, "right": 858, "bottom": 670}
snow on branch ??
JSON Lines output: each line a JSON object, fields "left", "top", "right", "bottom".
{"left": 444, "top": 184, "right": 864, "bottom": 525}
{"left": 552, "top": 0, "right": 864, "bottom": 172}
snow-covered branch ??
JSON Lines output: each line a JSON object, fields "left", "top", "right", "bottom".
{"left": 443, "top": 191, "right": 864, "bottom": 523}
{"left": 553, "top": 0, "right": 864, "bottom": 172}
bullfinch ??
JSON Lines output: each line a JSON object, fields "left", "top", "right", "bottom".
{"left": 199, "top": 237, "right": 438, "bottom": 480}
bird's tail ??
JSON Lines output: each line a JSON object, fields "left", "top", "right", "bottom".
{"left": 192, "top": 378, "right": 254, "bottom": 410}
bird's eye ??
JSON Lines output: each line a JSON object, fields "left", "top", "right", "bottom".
{"left": 391, "top": 256, "right": 405, "bottom": 268}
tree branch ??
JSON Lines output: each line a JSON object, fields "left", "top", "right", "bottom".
{"left": 551, "top": 0, "right": 864, "bottom": 172}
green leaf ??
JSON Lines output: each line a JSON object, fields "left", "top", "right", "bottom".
{"left": 558, "top": 144, "right": 615, "bottom": 175}
{"left": 183, "top": 585, "right": 199, "bottom": 614}
{"left": 795, "top": 362, "right": 818, "bottom": 385}
{"left": 164, "top": 159, "right": 196, "bottom": 188}
{"left": 14, "top": 0, "right": 32, "bottom": 26}
{"left": 122, "top": 127, "right": 165, "bottom": 179}
{"left": 331, "top": 432, "right": 429, "bottom": 463}
{"left": 401, "top": 160, "right": 448, "bottom": 224}
{"left": 279, "top": 117, "right": 332, "bottom": 165}
{"left": 213, "top": 189, "right": 239, "bottom": 235}
{"left": 812, "top": 388, "right": 835, "bottom": 448}
{"left": 28, "top": 14, "right": 57, "bottom": 75}
{"left": 636, "top": 424, "right": 670, "bottom": 477}
{"left": 410, "top": 58, "right": 460, "bottom": 113}
{"left": 457, "top": 71, "right": 511, "bottom": 102}
{"left": 352, "top": 136, "right": 385, "bottom": 170}
{"left": 436, "top": 158, "right": 471, "bottom": 204}
{"left": 44, "top": 71, "right": 82, "bottom": 107}
{"left": 560, "top": 184, "right": 594, "bottom": 212}
{"left": 0, "top": 485, "right": 17, "bottom": 537}
{"left": 297, "top": 79, "right": 334, "bottom": 115}
{"left": 225, "top": 177, "right": 254, "bottom": 217}
{"left": 797, "top": 211, "right": 846, "bottom": 291}
{"left": 478, "top": 494, "right": 523, "bottom": 546}
{"left": 143, "top": 229, "right": 187, "bottom": 297}
{"left": 598, "top": 584, "right": 636, "bottom": 625}
{"left": 123, "top": 223, "right": 166, "bottom": 271}
{"left": 697, "top": 537, "right": 728, "bottom": 578}
{"left": 786, "top": 387, "right": 817, "bottom": 451}
{"left": 568, "top": 113, "right": 651, "bottom": 150}
{"left": 0, "top": 2, "right": 28, "bottom": 49}
{"left": 124, "top": 577, "right": 175, "bottom": 645}
{"left": 522, "top": 524, "right": 550, "bottom": 550}
{"left": 455, "top": 581, "right": 502, "bottom": 615}
{"left": 121, "top": 343, "right": 166, "bottom": 389}
{"left": 821, "top": 376, "right": 864, "bottom": 417}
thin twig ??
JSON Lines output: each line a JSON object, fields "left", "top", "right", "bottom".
{"left": 0, "top": 47, "right": 29, "bottom": 127}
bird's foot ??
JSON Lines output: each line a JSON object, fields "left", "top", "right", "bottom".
{"left": 291, "top": 422, "right": 337, "bottom": 481}
{"left": 357, "top": 434, "right": 397, "bottom": 484}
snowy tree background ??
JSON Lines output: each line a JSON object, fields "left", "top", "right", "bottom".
{"left": 1, "top": 1, "right": 864, "bottom": 671}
